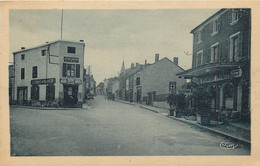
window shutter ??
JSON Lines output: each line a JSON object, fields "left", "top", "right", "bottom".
{"left": 76, "top": 64, "right": 80, "bottom": 78}
{"left": 217, "top": 16, "right": 221, "bottom": 31}
{"left": 238, "top": 33, "right": 243, "bottom": 60}
{"left": 63, "top": 63, "right": 67, "bottom": 77}
{"left": 229, "top": 38, "right": 232, "bottom": 61}
{"left": 228, "top": 9, "right": 232, "bottom": 24}
{"left": 210, "top": 47, "right": 213, "bottom": 63}
{"left": 218, "top": 43, "right": 221, "bottom": 62}
{"left": 210, "top": 21, "right": 213, "bottom": 34}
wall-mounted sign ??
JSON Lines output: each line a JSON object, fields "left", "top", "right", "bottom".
{"left": 31, "top": 78, "right": 56, "bottom": 85}
{"left": 74, "top": 79, "right": 82, "bottom": 84}
{"left": 64, "top": 57, "right": 79, "bottom": 63}
{"left": 67, "top": 78, "right": 74, "bottom": 84}
{"left": 60, "top": 79, "right": 68, "bottom": 84}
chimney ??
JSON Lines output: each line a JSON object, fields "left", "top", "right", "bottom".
{"left": 79, "top": 40, "right": 84, "bottom": 42}
{"left": 46, "top": 42, "right": 49, "bottom": 44}
{"left": 21, "top": 47, "right": 25, "bottom": 50}
{"left": 173, "top": 57, "right": 179, "bottom": 66}
{"left": 131, "top": 63, "right": 135, "bottom": 69}
{"left": 155, "top": 53, "right": 159, "bottom": 62}
{"left": 145, "top": 60, "right": 147, "bottom": 67}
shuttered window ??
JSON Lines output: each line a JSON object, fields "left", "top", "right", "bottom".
{"left": 21, "top": 68, "right": 25, "bottom": 79}
{"left": 76, "top": 64, "right": 80, "bottom": 78}
{"left": 32, "top": 66, "right": 38, "bottom": 78}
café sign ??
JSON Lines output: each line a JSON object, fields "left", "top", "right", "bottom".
{"left": 31, "top": 78, "right": 56, "bottom": 85}
{"left": 64, "top": 57, "right": 79, "bottom": 63}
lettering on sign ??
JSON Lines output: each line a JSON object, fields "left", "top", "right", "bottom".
{"left": 74, "top": 79, "right": 82, "bottom": 84}
{"left": 64, "top": 57, "right": 79, "bottom": 63}
{"left": 60, "top": 79, "right": 68, "bottom": 84}
{"left": 231, "top": 69, "right": 242, "bottom": 78}
{"left": 31, "top": 78, "right": 56, "bottom": 85}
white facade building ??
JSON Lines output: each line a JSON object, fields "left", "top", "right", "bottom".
{"left": 13, "top": 39, "right": 85, "bottom": 107}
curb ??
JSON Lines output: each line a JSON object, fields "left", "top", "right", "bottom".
{"left": 168, "top": 116, "right": 251, "bottom": 145}
{"left": 117, "top": 100, "right": 136, "bottom": 106}
{"left": 123, "top": 102, "right": 251, "bottom": 146}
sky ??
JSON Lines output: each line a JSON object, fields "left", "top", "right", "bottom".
{"left": 10, "top": 9, "right": 219, "bottom": 84}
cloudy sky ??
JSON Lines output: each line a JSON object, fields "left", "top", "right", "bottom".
{"left": 10, "top": 9, "right": 219, "bottom": 84}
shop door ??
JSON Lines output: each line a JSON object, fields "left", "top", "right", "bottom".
{"left": 17, "top": 87, "right": 27, "bottom": 105}
{"left": 63, "top": 84, "right": 78, "bottom": 107}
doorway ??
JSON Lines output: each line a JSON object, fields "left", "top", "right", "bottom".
{"left": 63, "top": 84, "right": 78, "bottom": 107}
{"left": 17, "top": 87, "right": 27, "bottom": 105}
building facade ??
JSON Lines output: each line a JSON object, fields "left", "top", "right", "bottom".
{"left": 133, "top": 55, "right": 186, "bottom": 109}
{"left": 12, "top": 39, "right": 85, "bottom": 107}
{"left": 177, "top": 9, "right": 251, "bottom": 120}
{"left": 96, "top": 82, "right": 104, "bottom": 95}
{"left": 83, "top": 72, "right": 96, "bottom": 98}
{"left": 9, "top": 65, "right": 15, "bottom": 104}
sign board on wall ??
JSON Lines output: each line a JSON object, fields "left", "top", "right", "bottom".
{"left": 31, "top": 78, "right": 56, "bottom": 85}
{"left": 64, "top": 57, "right": 79, "bottom": 63}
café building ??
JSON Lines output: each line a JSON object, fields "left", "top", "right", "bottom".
{"left": 13, "top": 39, "right": 85, "bottom": 107}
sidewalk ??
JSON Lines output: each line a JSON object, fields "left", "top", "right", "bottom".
{"left": 118, "top": 100, "right": 251, "bottom": 145}
{"left": 10, "top": 105, "right": 83, "bottom": 110}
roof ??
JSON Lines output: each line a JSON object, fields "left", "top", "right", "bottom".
{"left": 13, "top": 39, "right": 85, "bottom": 54}
{"left": 190, "top": 9, "right": 227, "bottom": 33}
{"left": 142, "top": 57, "right": 185, "bottom": 71}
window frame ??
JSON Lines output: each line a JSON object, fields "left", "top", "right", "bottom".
{"left": 196, "top": 50, "right": 204, "bottom": 67}
{"left": 230, "top": 9, "right": 239, "bottom": 25}
{"left": 229, "top": 32, "right": 241, "bottom": 62}
{"left": 67, "top": 46, "right": 76, "bottom": 54}
{"left": 21, "top": 68, "right": 25, "bottom": 80}
{"left": 32, "top": 66, "right": 38, "bottom": 78}
{"left": 21, "top": 54, "right": 25, "bottom": 60}
{"left": 31, "top": 85, "right": 39, "bottom": 100}
{"left": 41, "top": 49, "right": 46, "bottom": 56}
{"left": 210, "top": 42, "right": 219, "bottom": 63}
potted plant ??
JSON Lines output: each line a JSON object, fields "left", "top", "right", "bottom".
{"left": 192, "top": 89, "right": 211, "bottom": 125}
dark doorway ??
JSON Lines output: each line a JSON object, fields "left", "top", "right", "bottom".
{"left": 17, "top": 87, "right": 27, "bottom": 105}
{"left": 63, "top": 84, "right": 78, "bottom": 107}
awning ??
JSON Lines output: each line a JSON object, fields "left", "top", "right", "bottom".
{"left": 177, "top": 62, "right": 240, "bottom": 78}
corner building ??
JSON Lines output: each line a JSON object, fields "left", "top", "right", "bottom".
{"left": 13, "top": 40, "right": 85, "bottom": 107}
{"left": 177, "top": 9, "right": 251, "bottom": 121}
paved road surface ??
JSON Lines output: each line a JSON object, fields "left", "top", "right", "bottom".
{"left": 10, "top": 96, "right": 250, "bottom": 156}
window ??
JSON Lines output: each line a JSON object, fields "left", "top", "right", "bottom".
{"left": 67, "top": 47, "right": 76, "bottom": 54}
{"left": 46, "top": 85, "right": 55, "bottom": 101}
{"left": 195, "top": 30, "right": 203, "bottom": 44}
{"left": 211, "top": 17, "right": 221, "bottom": 35}
{"left": 63, "top": 63, "right": 80, "bottom": 77}
{"left": 32, "top": 66, "right": 38, "bottom": 78}
{"left": 136, "top": 77, "right": 140, "bottom": 85}
{"left": 41, "top": 50, "right": 46, "bottom": 56}
{"left": 21, "top": 68, "right": 25, "bottom": 79}
{"left": 21, "top": 54, "right": 25, "bottom": 60}
{"left": 76, "top": 64, "right": 80, "bottom": 78}
{"left": 211, "top": 43, "right": 219, "bottom": 63}
{"left": 229, "top": 9, "right": 239, "bottom": 25}
{"left": 31, "top": 86, "right": 39, "bottom": 100}
{"left": 229, "top": 32, "right": 242, "bottom": 61}
{"left": 196, "top": 50, "right": 203, "bottom": 66}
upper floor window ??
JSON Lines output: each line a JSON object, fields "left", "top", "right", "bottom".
{"left": 229, "top": 32, "right": 242, "bottom": 62}
{"left": 21, "top": 54, "right": 25, "bottom": 60}
{"left": 195, "top": 29, "right": 203, "bottom": 44}
{"left": 41, "top": 49, "right": 46, "bottom": 56}
{"left": 62, "top": 63, "right": 80, "bottom": 77}
{"left": 229, "top": 9, "right": 239, "bottom": 25}
{"left": 67, "top": 47, "right": 76, "bottom": 54}
{"left": 21, "top": 68, "right": 25, "bottom": 79}
{"left": 136, "top": 77, "right": 140, "bottom": 86}
{"left": 211, "top": 17, "right": 221, "bottom": 35}
{"left": 211, "top": 43, "right": 219, "bottom": 63}
{"left": 32, "top": 66, "right": 38, "bottom": 78}
{"left": 196, "top": 50, "right": 204, "bottom": 67}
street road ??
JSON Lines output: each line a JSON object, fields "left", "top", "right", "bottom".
{"left": 10, "top": 96, "right": 250, "bottom": 156}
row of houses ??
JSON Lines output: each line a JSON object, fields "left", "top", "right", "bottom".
{"left": 9, "top": 39, "right": 96, "bottom": 108}
{"left": 103, "top": 54, "right": 187, "bottom": 109}
{"left": 102, "top": 8, "right": 251, "bottom": 121}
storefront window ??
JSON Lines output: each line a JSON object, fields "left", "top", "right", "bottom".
{"left": 46, "top": 85, "right": 55, "bottom": 101}
{"left": 31, "top": 85, "right": 39, "bottom": 100}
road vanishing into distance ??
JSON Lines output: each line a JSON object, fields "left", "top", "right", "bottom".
{"left": 10, "top": 96, "right": 250, "bottom": 156}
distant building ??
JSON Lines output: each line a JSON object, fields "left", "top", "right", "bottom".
{"left": 104, "top": 77, "right": 118, "bottom": 99}
{"left": 83, "top": 70, "right": 96, "bottom": 98}
{"left": 96, "top": 82, "right": 104, "bottom": 95}
{"left": 12, "top": 39, "right": 85, "bottom": 107}
{"left": 177, "top": 9, "right": 251, "bottom": 121}
{"left": 133, "top": 54, "right": 186, "bottom": 109}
